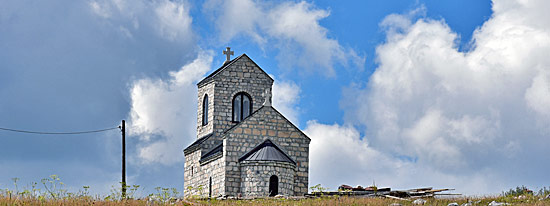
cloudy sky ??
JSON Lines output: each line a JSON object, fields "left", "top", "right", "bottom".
{"left": 1, "top": 0, "right": 549, "bottom": 196}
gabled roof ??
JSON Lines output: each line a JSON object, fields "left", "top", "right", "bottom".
{"left": 267, "top": 106, "right": 311, "bottom": 141}
{"left": 196, "top": 53, "right": 274, "bottom": 87}
{"left": 239, "top": 139, "right": 296, "bottom": 164}
{"left": 222, "top": 105, "right": 265, "bottom": 135}
{"left": 183, "top": 133, "right": 213, "bottom": 155}
{"left": 184, "top": 106, "right": 310, "bottom": 159}
{"left": 223, "top": 106, "right": 311, "bottom": 141}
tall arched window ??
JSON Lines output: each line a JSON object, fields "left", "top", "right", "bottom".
{"left": 232, "top": 92, "right": 252, "bottom": 122}
{"left": 202, "top": 94, "right": 208, "bottom": 126}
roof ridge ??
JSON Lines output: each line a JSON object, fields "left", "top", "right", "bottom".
{"left": 266, "top": 106, "right": 311, "bottom": 141}
{"left": 223, "top": 106, "right": 310, "bottom": 141}
{"left": 196, "top": 54, "right": 244, "bottom": 86}
{"left": 196, "top": 53, "right": 274, "bottom": 86}
{"left": 222, "top": 105, "right": 266, "bottom": 136}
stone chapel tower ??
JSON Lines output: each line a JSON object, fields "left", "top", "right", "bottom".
{"left": 184, "top": 48, "right": 310, "bottom": 198}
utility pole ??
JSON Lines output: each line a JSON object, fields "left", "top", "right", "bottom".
{"left": 121, "top": 120, "right": 126, "bottom": 199}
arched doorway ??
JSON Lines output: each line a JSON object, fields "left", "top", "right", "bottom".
{"left": 269, "top": 175, "right": 278, "bottom": 196}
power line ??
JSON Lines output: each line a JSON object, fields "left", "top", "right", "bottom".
{"left": 1, "top": 120, "right": 127, "bottom": 197}
{"left": 0, "top": 126, "right": 120, "bottom": 135}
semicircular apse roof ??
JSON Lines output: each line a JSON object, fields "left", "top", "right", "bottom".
{"left": 238, "top": 139, "right": 296, "bottom": 164}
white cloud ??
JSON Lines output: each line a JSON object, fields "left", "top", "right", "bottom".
{"left": 89, "top": 0, "right": 193, "bottom": 42}
{"left": 272, "top": 79, "right": 301, "bottom": 126}
{"left": 305, "top": 121, "right": 394, "bottom": 189}
{"left": 89, "top": 1, "right": 111, "bottom": 18}
{"left": 525, "top": 70, "right": 550, "bottom": 117}
{"left": 333, "top": 0, "right": 550, "bottom": 194}
{"left": 208, "top": 0, "right": 264, "bottom": 44}
{"left": 204, "top": 0, "right": 364, "bottom": 76}
{"left": 128, "top": 51, "right": 213, "bottom": 165}
{"left": 155, "top": 1, "right": 194, "bottom": 42}
{"left": 303, "top": 120, "right": 502, "bottom": 194}
{"left": 89, "top": 0, "right": 141, "bottom": 21}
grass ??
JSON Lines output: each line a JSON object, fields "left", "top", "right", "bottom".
{"left": 193, "top": 195, "right": 550, "bottom": 206}
{"left": 2, "top": 176, "right": 550, "bottom": 205}
{"left": 2, "top": 194, "right": 550, "bottom": 206}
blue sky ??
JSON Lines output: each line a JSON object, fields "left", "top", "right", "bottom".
{"left": 1, "top": 0, "right": 549, "bottom": 196}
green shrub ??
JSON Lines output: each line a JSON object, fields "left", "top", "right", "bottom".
{"left": 503, "top": 185, "right": 533, "bottom": 197}
{"left": 537, "top": 187, "right": 550, "bottom": 197}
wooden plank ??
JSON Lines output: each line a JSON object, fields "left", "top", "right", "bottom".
{"left": 382, "top": 195, "right": 411, "bottom": 201}
{"left": 425, "top": 188, "right": 453, "bottom": 193}
{"left": 409, "top": 187, "right": 433, "bottom": 192}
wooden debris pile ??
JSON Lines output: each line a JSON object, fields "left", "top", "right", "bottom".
{"left": 307, "top": 185, "right": 460, "bottom": 200}
{"left": 338, "top": 184, "right": 391, "bottom": 192}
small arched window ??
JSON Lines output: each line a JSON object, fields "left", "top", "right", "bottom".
{"left": 202, "top": 94, "right": 208, "bottom": 126}
{"left": 232, "top": 92, "right": 252, "bottom": 122}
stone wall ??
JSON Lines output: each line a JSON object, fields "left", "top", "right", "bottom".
{"left": 196, "top": 83, "right": 215, "bottom": 139}
{"left": 194, "top": 55, "right": 273, "bottom": 156}
{"left": 210, "top": 55, "right": 273, "bottom": 141}
{"left": 240, "top": 161, "right": 295, "bottom": 197}
{"left": 184, "top": 150, "right": 200, "bottom": 197}
{"left": 184, "top": 150, "right": 225, "bottom": 198}
{"left": 186, "top": 54, "right": 310, "bottom": 198}
{"left": 223, "top": 106, "right": 310, "bottom": 196}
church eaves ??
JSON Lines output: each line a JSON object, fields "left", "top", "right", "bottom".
{"left": 183, "top": 133, "right": 213, "bottom": 155}
{"left": 199, "top": 142, "right": 223, "bottom": 164}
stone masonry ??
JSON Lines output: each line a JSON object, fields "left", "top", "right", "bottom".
{"left": 240, "top": 161, "right": 295, "bottom": 197}
{"left": 184, "top": 53, "right": 310, "bottom": 198}
{"left": 222, "top": 106, "right": 310, "bottom": 196}
{"left": 197, "top": 55, "right": 273, "bottom": 142}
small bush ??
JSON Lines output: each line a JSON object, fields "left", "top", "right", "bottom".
{"left": 538, "top": 187, "right": 550, "bottom": 197}
{"left": 503, "top": 185, "right": 533, "bottom": 197}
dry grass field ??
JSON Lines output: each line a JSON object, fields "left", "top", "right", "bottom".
{"left": 2, "top": 176, "right": 549, "bottom": 205}
{"left": 2, "top": 195, "right": 550, "bottom": 206}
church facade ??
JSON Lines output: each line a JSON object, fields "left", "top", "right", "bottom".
{"left": 183, "top": 49, "right": 310, "bottom": 198}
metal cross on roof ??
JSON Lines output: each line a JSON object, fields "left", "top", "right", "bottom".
{"left": 263, "top": 89, "right": 271, "bottom": 106}
{"left": 223, "top": 47, "right": 234, "bottom": 63}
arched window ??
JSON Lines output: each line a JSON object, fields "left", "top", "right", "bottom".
{"left": 232, "top": 92, "right": 252, "bottom": 122}
{"left": 202, "top": 94, "right": 208, "bottom": 126}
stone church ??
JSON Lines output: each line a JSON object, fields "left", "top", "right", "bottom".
{"left": 183, "top": 48, "right": 311, "bottom": 198}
